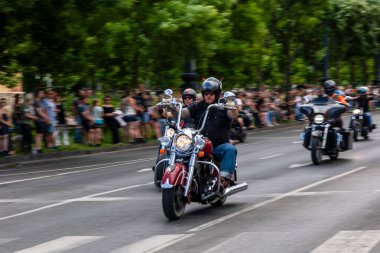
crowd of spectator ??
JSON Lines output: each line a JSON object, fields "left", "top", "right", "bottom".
{"left": 0, "top": 83, "right": 379, "bottom": 157}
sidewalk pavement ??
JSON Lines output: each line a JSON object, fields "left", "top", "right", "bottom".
{"left": 0, "top": 121, "right": 305, "bottom": 167}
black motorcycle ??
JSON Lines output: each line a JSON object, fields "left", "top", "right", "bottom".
{"left": 230, "top": 119, "right": 246, "bottom": 143}
{"left": 350, "top": 108, "right": 376, "bottom": 141}
{"left": 300, "top": 100, "right": 353, "bottom": 165}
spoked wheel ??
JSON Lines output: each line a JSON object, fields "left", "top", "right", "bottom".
{"left": 311, "top": 137, "right": 322, "bottom": 165}
{"left": 153, "top": 154, "right": 166, "bottom": 191}
{"left": 329, "top": 150, "right": 339, "bottom": 160}
{"left": 162, "top": 186, "right": 186, "bottom": 220}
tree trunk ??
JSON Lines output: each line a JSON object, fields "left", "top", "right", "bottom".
{"left": 361, "top": 57, "right": 368, "bottom": 84}
{"left": 350, "top": 58, "right": 356, "bottom": 85}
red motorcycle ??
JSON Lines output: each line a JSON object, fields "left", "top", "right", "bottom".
{"left": 157, "top": 91, "right": 248, "bottom": 220}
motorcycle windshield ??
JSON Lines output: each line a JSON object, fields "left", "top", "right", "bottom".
{"left": 302, "top": 102, "right": 346, "bottom": 121}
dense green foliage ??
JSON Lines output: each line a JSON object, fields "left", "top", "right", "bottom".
{"left": 0, "top": 0, "right": 380, "bottom": 91}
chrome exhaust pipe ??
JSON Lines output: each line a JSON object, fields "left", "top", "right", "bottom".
{"left": 224, "top": 182, "right": 248, "bottom": 197}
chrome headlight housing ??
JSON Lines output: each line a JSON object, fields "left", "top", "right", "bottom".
{"left": 195, "top": 137, "right": 205, "bottom": 150}
{"left": 175, "top": 134, "right": 193, "bottom": 152}
{"left": 165, "top": 128, "right": 175, "bottom": 138}
{"left": 160, "top": 136, "right": 171, "bottom": 148}
{"left": 314, "top": 114, "right": 325, "bottom": 124}
{"left": 353, "top": 109, "right": 361, "bottom": 115}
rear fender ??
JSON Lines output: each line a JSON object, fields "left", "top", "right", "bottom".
{"left": 161, "top": 163, "right": 188, "bottom": 189}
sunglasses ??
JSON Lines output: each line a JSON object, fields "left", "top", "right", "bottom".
{"left": 183, "top": 96, "right": 193, "bottom": 100}
{"left": 203, "top": 91, "right": 215, "bottom": 96}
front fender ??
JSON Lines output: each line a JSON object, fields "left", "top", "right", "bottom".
{"left": 161, "top": 163, "right": 188, "bottom": 189}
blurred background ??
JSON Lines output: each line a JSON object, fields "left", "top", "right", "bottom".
{"left": 0, "top": 0, "right": 380, "bottom": 93}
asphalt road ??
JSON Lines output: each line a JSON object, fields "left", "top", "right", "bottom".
{"left": 0, "top": 114, "right": 380, "bottom": 253}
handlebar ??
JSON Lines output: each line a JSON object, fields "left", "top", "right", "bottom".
{"left": 155, "top": 100, "right": 183, "bottom": 130}
{"left": 197, "top": 103, "right": 236, "bottom": 134}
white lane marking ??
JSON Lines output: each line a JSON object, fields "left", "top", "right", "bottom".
{"left": 258, "top": 154, "right": 284, "bottom": 160}
{"left": 204, "top": 232, "right": 255, "bottom": 253}
{"left": 72, "top": 197, "right": 132, "bottom": 202}
{"left": 0, "top": 182, "right": 152, "bottom": 222}
{"left": 111, "top": 234, "right": 193, "bottom": 253}
{"left": 290, "top": 129, "right": 303, "bottom": 132}
{"left": 14, "top": 236, "right": 103, "bottom": 253}
{"left": 311, "top": 230, "right": 380, "bottom": 253}
{"left": 289, "top": 162, "right": 312, "bottom": 168}
{"left": 0, "top": 145, "right": 158, "bottom": 167}
{"left": 188, "top": 166, "right": 367, "bottom": 232}
{"left": 137, "top": 168, "right": 153, "bottom": 173}
{"left": 0, "top": 159, "right": 155, "bottom": 186}
{"left": 0, "top": 158, "right": 155, "bottom": 177}
{"left": 292, "top": 141, "right": 302, "bottom": 144}
{"left": 0, "top": 238, "right": 18, "bottom": 245}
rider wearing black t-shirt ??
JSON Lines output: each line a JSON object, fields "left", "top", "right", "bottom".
{"left": 181, "top": 77, "right": 239, "bottom": 188}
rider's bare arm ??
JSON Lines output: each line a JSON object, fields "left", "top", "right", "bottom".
{"left": 227, "top": 107, "right": 239, "bottom": 120}
{"left": 180, "top": 108, "right": 190, "bottom": 119}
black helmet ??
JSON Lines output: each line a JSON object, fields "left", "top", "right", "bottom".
{"left": 323, "top": 80, "right": 337, "bottom": 95}
{"left": 201, "top": 77, "right": 222, "bottom": 100}
{"left": 182, "top": 88, "right": 196, "bottom": 100}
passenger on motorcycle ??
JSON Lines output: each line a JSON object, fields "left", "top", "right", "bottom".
{"left": 351, "top": 86, "right": 374, "bottom": 128}
{"left": 181, "top": 77, "right": 239, "bottom": 188}
{"left": 181, "top": 88, "right": 196, "bottom": 128}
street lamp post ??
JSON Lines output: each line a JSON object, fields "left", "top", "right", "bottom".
{"left": 181, "top": 54, "right": 199, "bottom": 92}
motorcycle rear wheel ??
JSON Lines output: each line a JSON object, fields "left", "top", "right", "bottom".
{"left": 329, "top": 150, "right": 339, "bottom": 160}
{"left": 311, "top": 137, "right": 322, "bottom": 165}
{"left": 162, "top": 186, "right": 186, "bottom": 220}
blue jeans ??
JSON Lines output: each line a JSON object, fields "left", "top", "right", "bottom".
{"left": 295, "top": 106, "right": 304, "bottom": 121}
{"left": 74, "top": 116, "right": 82, "bottom": 143}
{"left": 364, "top": 112, "right": 372, "bottom": 127}
{"left": 212, "top": 143, "right": 237, "bottom": 180}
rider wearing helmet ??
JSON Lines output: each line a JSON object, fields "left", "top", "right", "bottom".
{"left": 181, "top": 77, "right": 239, "bottom": 188}
{"left": 323, "top": 80, "right": 350, "bottom": 107}
{"left": 182, "top": 88, "right": 196, "bottom": 107}
{"left": 311, "top": 80, "right": 349, "bottom": 129}
{"left": 351, "top": 86, "right": 374, "bottom": 129}
{"left": 181, "top": 88, "right": 196, "bottom": 128}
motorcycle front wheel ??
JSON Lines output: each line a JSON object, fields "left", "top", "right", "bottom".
{"left": 162, "top": 186, "right": 186, "bottom": 220}
{"left": 311, "top": 137, "right": 322, "bottom": 165}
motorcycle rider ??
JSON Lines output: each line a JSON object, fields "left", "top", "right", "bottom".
{"left": 176, "top": 77, "right": 239, "bottom": 188}
{"left": 312, "top": 80, "right": 349, "bottom": 129}
{"left": 351, "top": 86, "right": 374, "bottom": 129}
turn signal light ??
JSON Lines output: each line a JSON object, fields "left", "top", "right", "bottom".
{"left": 198, "top": 151, "right": 204, "bottom": 158}
{"left": 159, "top": 148, "right": 165, "bottom": 155}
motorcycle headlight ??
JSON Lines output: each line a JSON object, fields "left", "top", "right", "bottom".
{"left": 165, "top": 128, "right": 175, "bottom": 138}
{"left": 353, "top": 109, "right": 361, "bottom": 115}
{"left": 160, "top": 136, "right": 171, "bottom": 148}
{"left": 175, "top": 134, "right": 193, "bottom": 152}
{"left": 314, "top": 114, "right": 324, "bottom": 124}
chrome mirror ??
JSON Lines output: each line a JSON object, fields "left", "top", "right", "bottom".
{"left": 224, "top": 91, "right": 236, "bottom": 102}
{"left": 164, "top": 89, "right": 173, "bottom": 99}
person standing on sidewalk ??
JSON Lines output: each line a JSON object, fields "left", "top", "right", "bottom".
{"left": 103, "top": 95, "right": 120, "bottom": 144}
{"left": 55, "top": 94, "right": 70, "bottom": 146}
{"left": 20, "top": 94, "right": 38, "bottom": 153}
{"left": 33, "top": 89, "right": 49, "bottom": 153}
